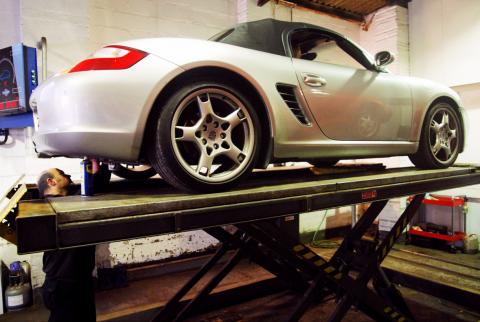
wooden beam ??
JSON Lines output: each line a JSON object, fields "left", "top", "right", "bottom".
{"left": 288, "top": 0, "right": 364, "bottom": 22}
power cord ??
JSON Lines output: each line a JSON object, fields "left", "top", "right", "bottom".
{"left": 310, "top": 210, "right": 340, "bottom": 248}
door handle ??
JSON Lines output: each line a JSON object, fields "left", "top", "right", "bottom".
{"left": 302, "top": 73, "right": 327, "bottom": 87}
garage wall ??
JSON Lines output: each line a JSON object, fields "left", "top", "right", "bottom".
{"left": 0, "top": 0, "right": 21, "bottom": 48}
{"left": 408, "top": 0, "right": 480, "bottom": 87}
{"left": 21, "top": 0, "right": 238, "bottom": 75}
{"left": 360, "top": 5, "right": 409, "bottom": 76}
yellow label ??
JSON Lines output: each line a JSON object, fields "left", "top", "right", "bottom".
{"left": 303, "top": 252, "right": 315, "bottom": 260}
{"left": 293, "top": 245, "right": 305, "bottom": 252}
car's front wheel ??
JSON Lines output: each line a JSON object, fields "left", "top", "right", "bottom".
{"left": 149, "top": 81, "right": 260, "bottom": 192}
{"left": 409, "top": 101, "right": 462, "bottom": 168}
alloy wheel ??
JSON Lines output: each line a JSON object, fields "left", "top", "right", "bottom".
{"left": 428, "top": 107, "right": 459, "bottom": 164}
{"left": 171, "top": 88, "right": 255, "bottom": 183}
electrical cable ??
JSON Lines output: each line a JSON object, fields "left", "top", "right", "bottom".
{"left": 310, "top": 210, "right": 340, "bottom": 248}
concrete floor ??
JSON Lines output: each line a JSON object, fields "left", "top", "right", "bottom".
{"left": 186, "top": 287, "right": 480, "bottom": 322}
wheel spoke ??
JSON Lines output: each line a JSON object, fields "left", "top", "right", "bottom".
{"left": 197, "top": 152, "right": 214, "bottom": 176}
{"left": 223, "top": 108, "right": 245, "bottom": 130}
{"left": 175, "top": 125, "right": 198, "bottom": 142}
{"left": 430, "top": 120, "right": 440, "bottom": 134}
{"left": 441, "top": 112, "right": 450, "bottom": 128}
{"left": 223, "top": 144, "right": 244, "bottom": 165}
{"left": 448, "top": 129, "right": 457, "bottom": 140}
{"left": 432, "top": 140, "right": 441, "bottom": 155}
{"left": 442, "top": 144, "right": 452, "bottom": 158}
{"left": 197, "top": 95, "right": 215, "bottom": 118}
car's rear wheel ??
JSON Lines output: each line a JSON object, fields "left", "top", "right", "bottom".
{"left": 409, "top": 102, "right": 462, "bottom": 168}
{"left": 112, "top": 164, "right": 157, "bottom": 180}
{"left": 149, "top": 81, "right": 260, "bottom": 192}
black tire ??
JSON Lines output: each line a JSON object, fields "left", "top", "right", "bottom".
{"left": 112, "top": 164, "right": 157, "bottom": 180}
{"left": 311, "top": 160, "right": 339, "bottom": 168}
{"left": 409, "top": 101, "right": 462, "bottom": 168}
{"left": 149, "top": 80, "right": 261, "bottom": 192}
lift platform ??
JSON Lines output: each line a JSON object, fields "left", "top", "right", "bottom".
{"left": 6, "top": 165, "right": 480, "bottom": 321}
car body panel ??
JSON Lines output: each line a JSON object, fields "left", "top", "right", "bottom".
{"left": 292, "top": 57, "right": 413, "bottom": 142}
{"left": 32, "top": 19, "right": 465, "bottom": 167}
{"left": 33, "top": 54, "right": 183, "bottom": 161}
{"left": 115, "top": 37, "right": 426, "bottom": 159}
{"left": 407, "top": 77, "right": 463, "bottom": 143}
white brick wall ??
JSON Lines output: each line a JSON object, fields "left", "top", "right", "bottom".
{"left": 360, "top": 5, "right": 410, "bottom": 76}
{"left": 107, "top": 231, "right": 218, "bottom": 267}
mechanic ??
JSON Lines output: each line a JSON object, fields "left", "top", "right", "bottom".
{"left": 37, "top": 162, "right": 109, "bottom": 322}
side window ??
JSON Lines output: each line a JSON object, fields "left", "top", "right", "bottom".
{"left": 291, "top": 30, "right": 367, "bottom": 70}
{"left": 310, "top": 38, "right": 366, "bottom": 70}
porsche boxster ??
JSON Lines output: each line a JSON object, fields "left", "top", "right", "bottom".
{"left": 31, "top": 19, "right": 465, "bottom": 192}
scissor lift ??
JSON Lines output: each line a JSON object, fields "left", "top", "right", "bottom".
{"left": 7, "top": 165, "right": 480, "bottom": 321}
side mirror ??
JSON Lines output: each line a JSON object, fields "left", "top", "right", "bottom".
{"left": 300, "top": 52, "right": 317, "bottom": 61}
{"left": 374, "top": 51, "right": 395, "bottom": 67}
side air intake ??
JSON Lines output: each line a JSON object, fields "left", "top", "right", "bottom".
{"left": 276, "top": 84, "right": 311, "bottom": 125}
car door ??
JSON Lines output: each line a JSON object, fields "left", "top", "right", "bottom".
{"left": 291, "top": 31, "right": 412, "bottom": 141}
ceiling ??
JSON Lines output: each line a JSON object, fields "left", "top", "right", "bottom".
{"left": 258, "top": 0, "right": 410, "bottom": 22}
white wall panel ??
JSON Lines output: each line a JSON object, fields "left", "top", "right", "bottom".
{"left": 0, "top": 0, "right": 21, "bottom": 48}
{"left": 409, "top": 0, "right": 480, "bottom": 86}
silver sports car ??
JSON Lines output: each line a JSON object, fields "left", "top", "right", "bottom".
{"left": 31, "top": 19, "right": 465, "bottom": 192}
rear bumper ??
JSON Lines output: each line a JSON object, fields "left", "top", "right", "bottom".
{"left": 33, "top": 54, "right": 181, "bottom": 160}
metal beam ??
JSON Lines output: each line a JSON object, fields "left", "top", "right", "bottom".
{"left": 387, "top": 0, "right": 411, "bottom": 8}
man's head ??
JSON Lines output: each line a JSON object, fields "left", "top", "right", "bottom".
{"left": 37, "top": 168, "right": 72, "bottom": 198}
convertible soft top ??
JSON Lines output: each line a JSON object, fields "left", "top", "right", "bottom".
{"left": 212, "top": 18, "right": 340, "bottom": 57}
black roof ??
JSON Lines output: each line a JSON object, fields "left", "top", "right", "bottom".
{"left": 212, "top": 18, "right": 344, "bottom": 57}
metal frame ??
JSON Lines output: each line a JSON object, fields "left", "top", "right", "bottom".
{"left": 9, "top": 166, "right": 480, "bottom": 320}
{"left": 15, "top": 166, "right": 480, "bottom": 254}
{"left": 153, "top": 195, "right": 424, "bottom": 322}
